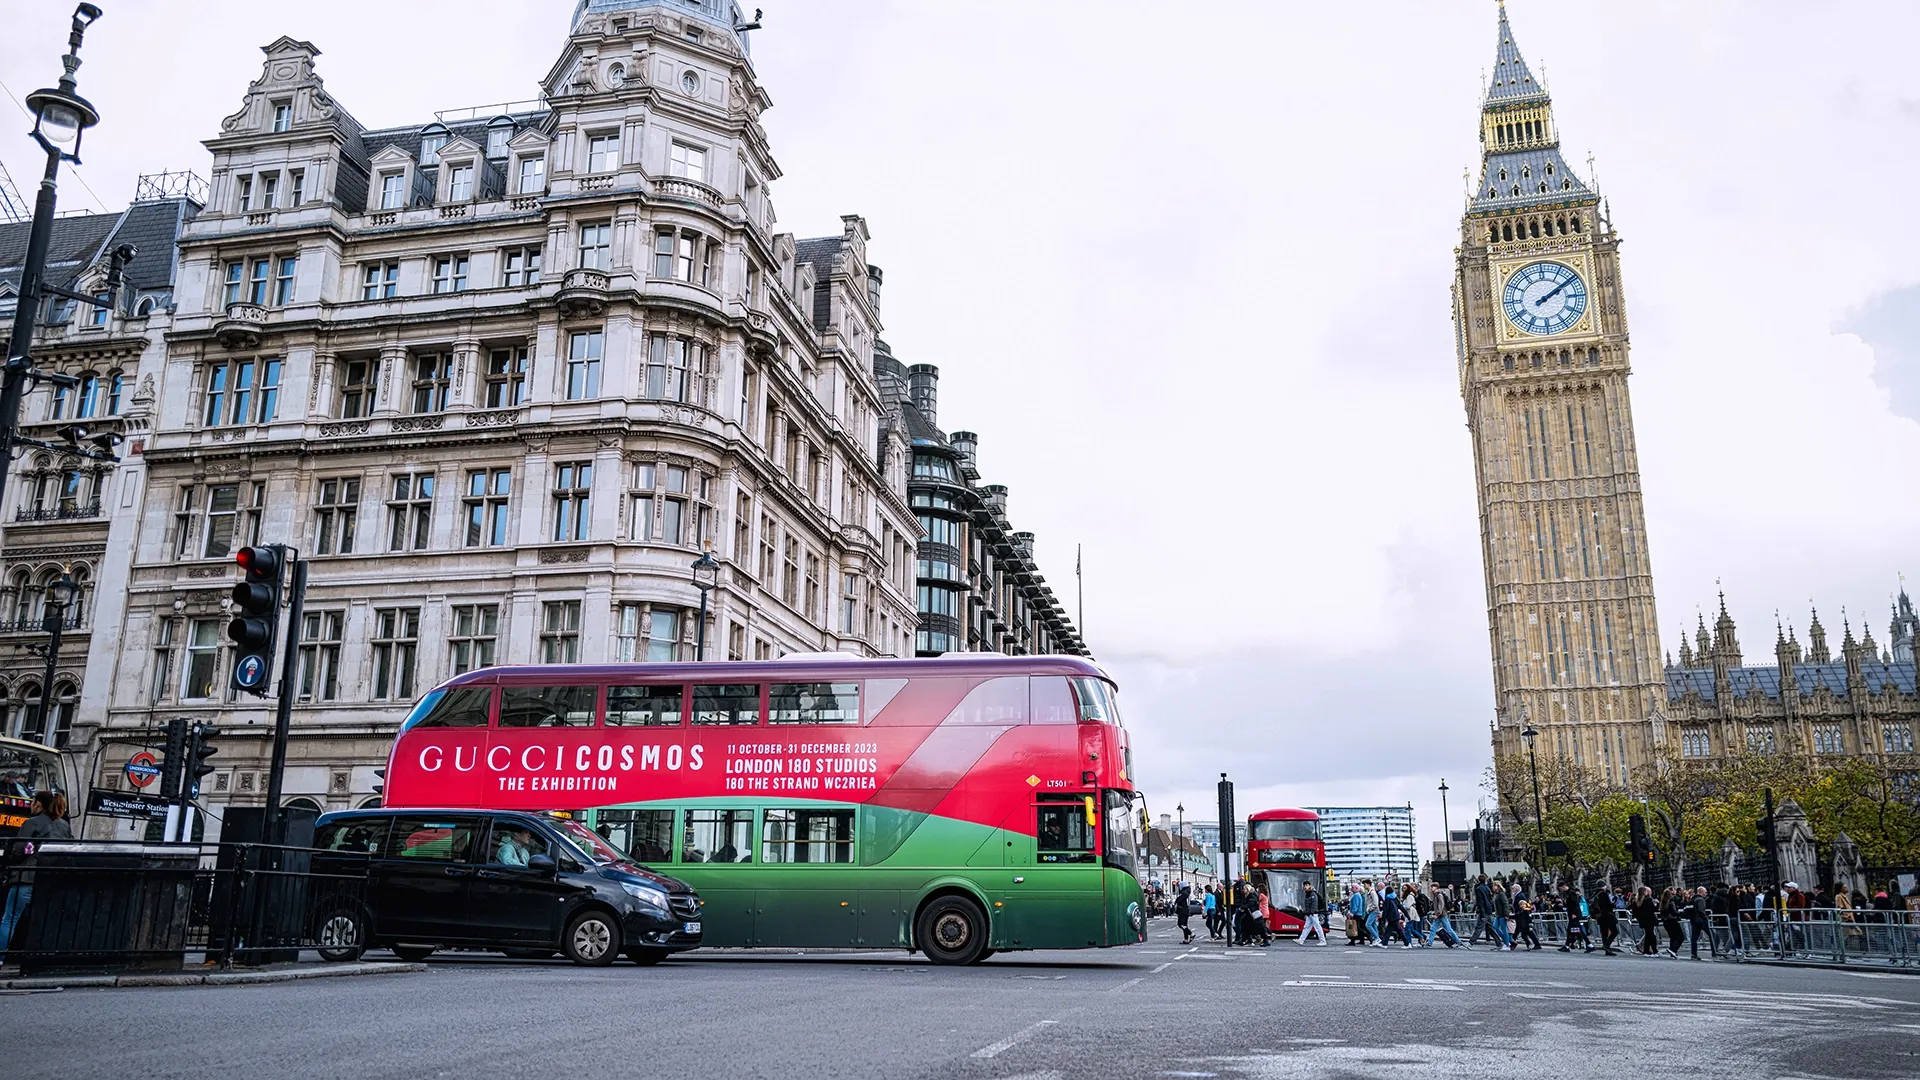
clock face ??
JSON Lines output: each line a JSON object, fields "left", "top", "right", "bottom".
{"left": 1502, "top": 261, "right": 1588, "bottom": 336}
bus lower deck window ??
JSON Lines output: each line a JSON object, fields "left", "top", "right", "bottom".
{"left": 762, "top": 808, "right": 854, "bottom": 863}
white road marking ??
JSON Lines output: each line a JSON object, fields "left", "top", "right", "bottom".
{"left": 1109, "top": 977, "right": 1145, "bottom": 993}
{"left": 1151, "top": 962, "right": 1174, "bottom": 974}
{"left": 1406, "top": 978, "right": 1586, "bottom": 988}
{"left": 1283, "top": 980, "right": 1465, "bottom": 991}
{"left": 975, "top": 1006, "right": 1082, "bottom": 1060}
{"left": 1008, "top": 975, "right": 1068, "bottom": 981}
{"left": 1297, "top": 974, "right": 1350, "bottom": 978}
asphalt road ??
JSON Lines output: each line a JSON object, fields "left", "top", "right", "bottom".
{"left": 4, "top": 922, "right": 1918, "bottom": 1080}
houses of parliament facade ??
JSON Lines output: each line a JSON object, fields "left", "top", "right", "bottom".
{"left": 1455, "top": 7, "right": 1918, "bottom": 789}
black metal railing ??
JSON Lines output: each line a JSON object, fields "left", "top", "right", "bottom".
{"left": 15, "top": 502, "right": 103, "bottom": 522}
{"left": 0, "top": 613, "right": 85, "bottom": 633}
{"left": 1, "top": 840, "right": 373, "bottom": 974}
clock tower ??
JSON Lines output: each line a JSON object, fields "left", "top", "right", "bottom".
{"left": 1455, "top": 4, "right": 1665, "bottom": 790}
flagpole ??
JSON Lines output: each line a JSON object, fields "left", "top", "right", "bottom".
{"left": 1076, "top": 543, "right": 1084, "bottom": 646}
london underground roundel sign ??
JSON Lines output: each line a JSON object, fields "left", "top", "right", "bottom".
{"left": 234, "top": 653, "right": 269, "bottom": 690}
{"left": 125, "top": 751, "right": 161, "bottom": 788}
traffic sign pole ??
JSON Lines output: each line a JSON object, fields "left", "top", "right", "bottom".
{"left": 260, "top": 555, "right": 305, "bottom": 846}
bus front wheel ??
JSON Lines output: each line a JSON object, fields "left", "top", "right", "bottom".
{"left": 916, "top": 896, "right": 988, "bottom": 966}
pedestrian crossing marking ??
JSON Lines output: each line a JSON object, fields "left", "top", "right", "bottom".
{"left": 1283, "top": 980, "right": 1464, "bottom": 991}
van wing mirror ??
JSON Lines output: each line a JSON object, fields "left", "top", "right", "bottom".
{"left": 528, "top": 853, "right": 556, "bottom": 872}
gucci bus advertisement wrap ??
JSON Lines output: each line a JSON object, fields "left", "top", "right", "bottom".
{"left": 385, "top": 656, "right": 1144, "bottom": 963}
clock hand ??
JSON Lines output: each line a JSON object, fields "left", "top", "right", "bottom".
{"left": 1532, "top": 278, "right": 1572, "bottom": 309}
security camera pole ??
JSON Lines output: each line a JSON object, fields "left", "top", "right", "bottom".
{"left": 2, "top": 6, "right": 122, "bottom": 512}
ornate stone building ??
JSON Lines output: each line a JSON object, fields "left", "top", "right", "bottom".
{"left": 867, "top": 348, "right": 1084, "bottom": 657}
{"left": 1454, "top": 5, "right": 1665, "bottom": 787}
{"left": 1663, "top": 591, "right": 1918, "bottom": 764}
{"left": 66, "top": 0, "right": 955, "bottom": 833}
{"left": 0, "top": 172, "right": 205, "bottom": 746}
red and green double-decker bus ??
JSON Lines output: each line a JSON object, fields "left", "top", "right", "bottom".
{"left": 383, "top": 655, "right": 1144, "bottom": 964}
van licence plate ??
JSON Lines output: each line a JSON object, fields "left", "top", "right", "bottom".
{"left": 684, "top": 921, "right": 702, "bottom": 934}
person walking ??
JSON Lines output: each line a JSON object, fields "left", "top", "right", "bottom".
{"left": 1428, "top": 884, "right": 1464, "bottom": 948}
{"left": 1591, "top": 885, "right": 1620, "bottom": 955}
{"left": 1380, "top": 884, "right": 1406, "bottom": 949}
{"left": 1297, "top": 882, "right": 1328, "bottom": 945}
{"left": 1347, "top": 883, "right": 1369, "bottom": 946}
{"left": 1688, "top": 886, "right": 1714, "bottom": 959}
{"left": 1254, "top": 884, "right": 1274, "bottom": 946}
{"left": 1512, "top": 885, "right": 1541, "bottom": 950}
{"left": 0, "top": 791, "right": 73, "bottom": 965}
{"left": 1634, "top": 886, "right": 1661, "bottom": 956}
{"left": 1490, "top": 879, "right": 1514, "bottom": 950}
{"left": 1409, "top": 885, "right": 1431, "bottom": 947}
{"left": 1659, "top": 887, "right": 1686, "bottom": 957}
{"left": 1202, "top": 884, "right": 1219, "bottom": 939}
{"left": 1362, "top": 880, "right": 1383, "bottom": 947}
{"left": 1175, "top": 882, "right": 1195, "bottom": 944}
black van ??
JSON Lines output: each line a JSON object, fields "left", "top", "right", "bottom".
{"left": 308, "top": 808, "right": 703, "bottom": 966}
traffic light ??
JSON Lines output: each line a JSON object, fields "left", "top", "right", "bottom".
{"left": 372, "top": 768, "right": 386, "bottom": 796}
{"left": 1469, "top": 825, "right": 1487, "bottom": 862}
{"left": 229, "top": 545, "right": 284, "bottom": 695}
{"left": 1626, "top": 813, "right": 1651, "bottom": 864}
{"left": 185, "top": 723, "right": 220, "bottom": 800}
{"left": 158, "top": 717, "right": 189, "bottom": 800}
{"left": 1755, "top": 815, "right": 1775, "bottom": 853}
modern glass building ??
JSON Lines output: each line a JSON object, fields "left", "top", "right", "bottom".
{"left": 1307, "top": 806, "right": 1418, "bottom": 880}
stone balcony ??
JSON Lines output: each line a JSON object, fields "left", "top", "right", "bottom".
{"left": 214, "top": 302, "right": 268, "bottom": 349}
{"left": 556, "top": 267, "right": 611, "bottom": 317}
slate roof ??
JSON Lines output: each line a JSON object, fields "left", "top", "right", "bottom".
{"left": 1665, "top": 661, "right": 1918, "bottom": 704}
{"left": 1471, "top": 148, "right": 1592, "bottom": 213}
{"left": 794, "top": 236, "right": 840, "bottom": 332}
{"left": 872, "top": 340, "right": 944, "bottom": 447}
{"left": 1487, "top": 5, "right": 1549, "bottom": 105}
{"left": 0, "top": 195, "right": 195, "bottom": 303}
{"left": 360, "top": 112, "right": 548, "bottom": 163}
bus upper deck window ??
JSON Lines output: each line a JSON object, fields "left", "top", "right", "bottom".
{"left": 1069, "top": 677, "right": 1120, "bottom": 727}
{"left": 607, "top": 684, "right": 684, "bottom": 726}
{"left": 500, "top": 685, "right": 596, "bottom": 727}
{"left": 768, "top": 682, "right": 859, "bottom": 725}
{"left": 411, "top": 686, "right": 491, "bottom": 728}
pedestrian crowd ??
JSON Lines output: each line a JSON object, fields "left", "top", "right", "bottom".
{"left": 1164, "top": 872, "right": 1920, "bottom": 961}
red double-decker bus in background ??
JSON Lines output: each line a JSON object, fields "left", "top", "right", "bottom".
{"left": 1246, "top": 808, "right": 1326, "bottom": 935}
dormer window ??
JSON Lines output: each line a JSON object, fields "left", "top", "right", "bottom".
{"left": 1545, "top": 162, "right": 1555, "bottom": 176}
{"left": 379, "top": 172, "right": 405, "bottom": 210}
{"left": 272, "top": 101, "right": 292, "bottom": 133}
{"left": 486, "top": 120, "right": 513, "bottom": 157}
{"left": 420, "top": 131, "right": 449, "bottom": 166}
{"left": 449, "top": 164, "right": 474, "bottom": 201}
{"left": 1521, "top": 166, "right": 1531, "bottom": 179}
{"left": 1497, "top": 168, "right": 1507, "bottom": 182}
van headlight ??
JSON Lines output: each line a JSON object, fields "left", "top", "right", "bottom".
{"left": 621, "top": 882, "right": 670, "bottom": 915}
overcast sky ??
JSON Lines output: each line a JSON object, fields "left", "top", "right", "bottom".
{"left": 4, "top": 1, "right": 1917, "bottom": 859}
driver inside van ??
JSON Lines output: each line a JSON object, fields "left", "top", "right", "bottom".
{"left": 495, "top": 826, "right": 536, "bottom": 867}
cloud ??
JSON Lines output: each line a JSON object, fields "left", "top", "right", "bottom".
{"left": 1841, "top": 285, "right": 1920, "bottom": 425}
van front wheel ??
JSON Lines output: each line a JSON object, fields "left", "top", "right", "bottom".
{"left": 564, "top": 910, "right": 621, "bottom": 966}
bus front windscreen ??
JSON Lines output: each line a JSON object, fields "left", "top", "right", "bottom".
{"left": 1250, "top": 818, "right": 1319, "bottom": 842}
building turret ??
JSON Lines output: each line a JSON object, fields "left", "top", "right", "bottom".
{"left": 1694, "top": 614, "right": 1712, "bottom": 664}
{"left": 1677, "top": 639, "right": 1694, "bottom": 669}
{"left": 1892, "top": 586, "right": 1917, "bottom": 665}
{"left": 1712, "top": 593, "right": 1742, "bottom": 667}
{"left": 1842, "top": 615, "right": 1865, "bottom": 690}
{"left": 1807, "top": 607, "right": 1831, "bottom": 663}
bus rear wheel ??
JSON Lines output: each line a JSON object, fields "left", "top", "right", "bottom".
{"left": 916, "top": 896, "right": 988, "bottom": 966}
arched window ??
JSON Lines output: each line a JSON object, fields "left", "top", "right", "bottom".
{"left": 0, "top": 684, "right": 10, "bottom": 742}
{"left": 1556, "top": 217, "right": 1567, "bottom": 235}
{"left": 1570, "top": 215, "right": 1582, "bottom": 233}
{"left": 6, "top": 569, "right": 31, "bottom": 625}
{"left": 135, "top": 296, "right": 156, "bottom": 317}
{"left": 48, "top": 680, "right": 77, "bottom": 748}
{"left": 1489, "top": 224, "right": 1499, "bottom": 244}
{"left": 358, "top": 796, "right": 384, "bottom": 810}
{"left": 76, "top": 374, "right": 101, "bottom": 418}
{"left": 1529, "top": 220, "right": 1540, "bottom": 238}
{"left": 1588, "top": 347, "right": 1601, "bottom": 365}
{"left": 1530, "top": 352, "right": 1543, "bottom": 369}
{"left": 1502, "top": 223, "right": 1513, "bottom": 242}
{"left": 1560, "top": 349, "right": 1572, "bottom": 366}
{"left": 285, "top": 796, "right": 323, "bottom": 812}
{"left": 16, "top": 680, "right": 42, "bottom": 742}
{"left": 67, "top": 565, "right": 90, "bottom": 624}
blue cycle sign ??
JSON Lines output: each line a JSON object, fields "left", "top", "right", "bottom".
{"left": 125, "top": 750, "right": 161, "bottom": 788}
{"left": 234, "top": 653, "right": 269, "bottom": 690}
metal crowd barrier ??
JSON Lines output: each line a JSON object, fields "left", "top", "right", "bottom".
{"left": 1738, "top": 908, "right": 1919, "bottom": 968}
{"left": 0, "top": 840, "right": 372, "bottom": 975}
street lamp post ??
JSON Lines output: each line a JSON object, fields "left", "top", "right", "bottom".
{"left": 1520, "top": 722, "right": 1546, "bottom": 875}
{"left": 2, "top": 5, "right": 106, "bottom": 514}
{"left": 33, "top": 573, "right": 78, "bottom": 746}
{"left": 690, "top": 546, "right": 720, "bottom": 660}
{"left": 1438, "top": 778, "right": 1451, "bottom": 862}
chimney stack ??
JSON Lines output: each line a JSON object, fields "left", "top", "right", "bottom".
{"left": 949, "top": 430, "right": 977, "bottom": 470}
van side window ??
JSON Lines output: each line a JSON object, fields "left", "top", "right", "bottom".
{"left": 386, "top": 817, "right": 478, "bottom": 861}
{"left": 484, "top": 818, "right": 553, "bottom": 867}
{"left": 500, "top": 685, "right": 597, "bottom": 727}
{"left": 315, "top": 819, "right": 388, "bottom": 852}
{"left": 414, "top": 686, "right": 492, "bottom": 727}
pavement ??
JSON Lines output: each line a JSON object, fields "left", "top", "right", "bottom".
{"left": 2, "top": 923, "right": 1917, "bottom": 1080}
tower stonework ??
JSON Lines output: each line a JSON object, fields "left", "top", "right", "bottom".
{"left": 1454, "top": 6, "right": 1665, "bottom": 787}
